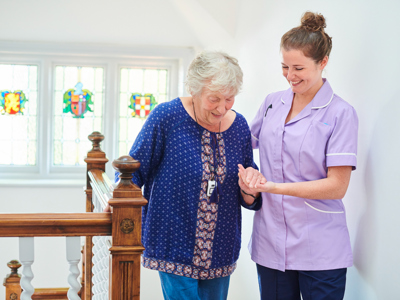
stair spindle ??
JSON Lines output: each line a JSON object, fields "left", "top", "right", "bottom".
{"left": 19, "top": 237, "right": 35, "bottom": 300}
{"left": 66, "top": 236, "right": 82, "bottom": 300}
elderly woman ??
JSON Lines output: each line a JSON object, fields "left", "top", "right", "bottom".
{"left": 126, "top": 51, "right": 262, "bottom": 299}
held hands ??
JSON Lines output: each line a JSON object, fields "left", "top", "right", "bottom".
{"left": 238, "top": 164, "right": 276, "bottom": 193}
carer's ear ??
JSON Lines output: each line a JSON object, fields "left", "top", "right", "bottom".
{"left": 320, "top": 56, "right": 329, "bottom": 70}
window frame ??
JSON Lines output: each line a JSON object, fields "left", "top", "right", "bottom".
{"left": 0, "top": 41, "right": 193, "bottom": 186}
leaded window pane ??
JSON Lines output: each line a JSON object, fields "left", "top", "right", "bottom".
{"left": 0, "top": 64, "right": 38, "bottom": 165}
{"left": 53, "top": 66, "right": 104, "bottom": 166}
{"left": 118, "top": 68, "right": 168, "bottom": 156}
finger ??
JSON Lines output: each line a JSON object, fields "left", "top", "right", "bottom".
{"left": 254, "top": 175, "right": 262, "bottom": 188}
{"left": 248, "top": 172, "right": 258, "bottom": 188}
{"left": 238, "top": 168, "right": 247, "bottom": 181}
{"left": 246, "top": 170, "right": 255, "bottom": 184}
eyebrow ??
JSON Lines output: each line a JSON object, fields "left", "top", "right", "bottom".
{"left": 281, "top": 63, "right": 304, "bottom": 67}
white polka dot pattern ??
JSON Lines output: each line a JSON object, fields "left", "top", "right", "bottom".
{"left": 119, "top": 98, "right": 258, "bottom": 280}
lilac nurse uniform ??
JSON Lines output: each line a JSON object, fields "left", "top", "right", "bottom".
{"left": 249, "top": 79, "right": 358, "bottom": 271}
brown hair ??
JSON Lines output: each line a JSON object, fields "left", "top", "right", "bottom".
{"left": 281, "top": 11, "right": 332, "bottom": 63}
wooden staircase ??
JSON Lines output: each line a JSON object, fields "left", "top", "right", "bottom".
{"left": 1, "top": 132, "right": 147, "bottom": 299}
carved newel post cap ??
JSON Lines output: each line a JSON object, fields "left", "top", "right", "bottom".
{"left": 88, "top": 131, "right": 104, "bottom": 152}
{"left": 112, "top": 155, "right": 140, "bottom": 174}
{"left": 112, "top": 156, "right": 141, "bottom": 191}
{"left": 7, "top": 260, "right": 21, "bottom": 275}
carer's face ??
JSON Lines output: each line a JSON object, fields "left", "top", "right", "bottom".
{"left": 281, "top": 49, "right": 327, "bottom": 98}
{"left": 194, "top": 88, "right": 235, "bottom": 127}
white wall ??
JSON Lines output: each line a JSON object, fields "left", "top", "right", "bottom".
{"left": 1, "top": 0, "right": 400, "bottom": 299}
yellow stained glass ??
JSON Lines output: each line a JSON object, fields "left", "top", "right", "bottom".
{"left": 0, "top": 64, "right": 38, "bottom": 166}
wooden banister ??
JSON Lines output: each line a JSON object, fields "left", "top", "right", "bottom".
{"left": 3, "top": 260, "right": 22, "bottom": 300}
{"left": 2, "top": 131, "right": 146, "bottom": 299}
{"left": 0, "top": 213, "right": 111, "bottom": 237}
{"left": 108, "top": 155, "right": 147, "bottom": 299}
{"left": 83, "top": 131, "right": 108, "bottom": 299}
{"left": 32, "top": 288, "right": 68, "bottom": 299}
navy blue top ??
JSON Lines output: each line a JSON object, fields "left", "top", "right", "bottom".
{"left": 119, "top": 98, "right": 261, "bottom": 280}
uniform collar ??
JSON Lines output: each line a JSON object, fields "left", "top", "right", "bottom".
{"left": 280, "top": 78, "right": 334, "bottom": 110}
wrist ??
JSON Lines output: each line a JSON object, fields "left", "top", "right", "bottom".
{"left": 241, "top": 189, "right": 259, "bottom": 199}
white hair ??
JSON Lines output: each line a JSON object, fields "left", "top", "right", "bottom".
{"left": 185, "top": 51, "right": 243, "bottom": 97}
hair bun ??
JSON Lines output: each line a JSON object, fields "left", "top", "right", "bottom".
{"left": 301, "top": 11, "right": 326, "bottom": 32}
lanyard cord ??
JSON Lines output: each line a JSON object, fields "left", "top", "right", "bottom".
{"left": 192, "top": 100, "right": 222, "bottom": 202}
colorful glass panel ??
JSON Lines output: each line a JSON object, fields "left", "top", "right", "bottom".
{"left": 0, "top": 90, "right": 28, "bottom": 115}
{"left": 129, "top": 93, "right": 157, "bottom": 118}
{"left": 0, "top": 64, "right": 38, "bottom": 165}
{"left": 63, "top": 82, "right": 94, "bottom": 118}
{"left": 53, "top": 66, "right": 104, "bottom": 166}
{"left": 118, "top": 68, "right": 168, "bottom": 156}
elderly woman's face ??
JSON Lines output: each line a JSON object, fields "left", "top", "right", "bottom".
{"left": 194, "top": 88, "right": 235, "bottom": 127}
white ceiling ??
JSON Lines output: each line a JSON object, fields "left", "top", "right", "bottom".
{"left": 0, "top": 0, "right": 239, "bottom": 49}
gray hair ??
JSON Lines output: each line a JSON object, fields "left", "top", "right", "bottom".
{"left": 185, "top": 51, "right": 243, "bottom": 96}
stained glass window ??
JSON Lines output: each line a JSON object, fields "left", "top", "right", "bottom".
{"left": 0, "top": 64, "right": 38, "bottom": 165}
{"left": 119, "top": 68, "right": 168, "bottom": 156}
{"left": 53, "top": 66, "right": 104, "bottom": 166}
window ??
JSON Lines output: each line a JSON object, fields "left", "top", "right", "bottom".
{"left": 53, "top": 65, "right": 104, "bottom": 166}
{"left": 0, "top": 42, "right": 193, "bottom": 185}
{"left": 0, "top": 64, "right": 38, "bottom": 166}
{"left": 118, "top": 67, "right": 168, "bottom": 157}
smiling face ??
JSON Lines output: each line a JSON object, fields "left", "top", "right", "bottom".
{"left": 281, "top": 48, "right": 328, "bottom": 99}
{"left": 192, "top": 87, "right": 235, "bottom": 130}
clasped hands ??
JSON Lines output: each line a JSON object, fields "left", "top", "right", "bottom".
{"left": 238, "top": 164, "right": 276, "bottom": 193}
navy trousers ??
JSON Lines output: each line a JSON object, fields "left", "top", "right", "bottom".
{"left": 257, "top": 264, "right": 347, "bottom": 300}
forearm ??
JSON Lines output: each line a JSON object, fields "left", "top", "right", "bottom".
{"left": 242, "top": 166, "right": 353, "bottom": 200}
{"left": 272, "top": 177, "right": 349, "bottom": 200}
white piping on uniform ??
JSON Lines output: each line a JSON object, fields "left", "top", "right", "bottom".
{"left": 281, "top": 92, "right": 334, "bottom": 108}
{"left": 326, "top": 153, "right": 357, "bottom": 157}
{"left": 312, "top": 93, "right": 334, "bottom": 109}
{"left": 304, "top": 201, "right": 344, "bottom": 214}
{"left": 251, "top": 134, "right": 259, "bottom": 141}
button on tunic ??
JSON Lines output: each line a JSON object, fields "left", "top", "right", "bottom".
{"left": 249, "top": 79, "right": 358, "bottom": 271}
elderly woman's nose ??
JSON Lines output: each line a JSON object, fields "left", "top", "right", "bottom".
{"left": 217, "top": 101, "right": 228, "bottom": 113}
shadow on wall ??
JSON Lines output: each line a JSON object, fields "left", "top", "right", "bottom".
{"left": 352, "top": 90, "right": 400, "bottom": 298}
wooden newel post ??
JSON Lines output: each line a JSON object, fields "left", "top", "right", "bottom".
{"left": 108, "top": 155, "right": 148, "bottom": 300}
{"left": 3, "top": 260, "right": 22, "bottom": 300}
{"left": 83, "top": 131, "right": 109, "bottom": 300}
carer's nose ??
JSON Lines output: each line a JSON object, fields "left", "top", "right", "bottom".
{"left": 286, "top": 69, "right": 296, "bottom": 81}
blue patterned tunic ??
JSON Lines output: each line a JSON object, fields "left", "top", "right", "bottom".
{"left": 124, "top": 98, "right": 261, "bottom": 280}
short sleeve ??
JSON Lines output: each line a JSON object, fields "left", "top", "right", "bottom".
{"left": 250, "top": 95, "right": 270, "bottom": 149}
{"left": 326, "top": 105, "right": 358, "bottom": 170}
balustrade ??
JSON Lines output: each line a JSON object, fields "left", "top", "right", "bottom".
{"left": 2, "top": 131, "right": 147, "bottom": 299}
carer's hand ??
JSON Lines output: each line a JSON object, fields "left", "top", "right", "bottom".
{"left": 238, "top": 164, "right": 276, "bottom": 193}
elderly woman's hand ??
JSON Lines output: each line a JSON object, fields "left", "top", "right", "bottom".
{"left": 103, "top": 204, "right": 111, "bottom": 212}
{"left": 238, "top": 164, "right": 276, "bottom": 193}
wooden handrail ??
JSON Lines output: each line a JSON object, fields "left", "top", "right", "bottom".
{"left": 0, "top": 213, "right": 111, "bottom": 237}
{"left": 32, "top": 288, "right": 69, "bottom": 299}
{"left": 3, "top": 131, "right": 146, "bottom": 299}
{"left": 88, "top": 169, "right": 113, "bottom": 208}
